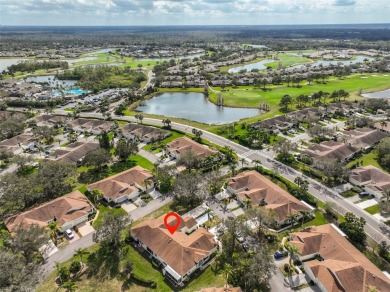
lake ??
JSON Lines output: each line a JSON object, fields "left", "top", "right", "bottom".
{"left": 228, "top": 59, "right": 274, "bottom": 73}
{"left": 362, "top": 88, "right": 390, "bottom": 99}
{"left": 25, "top": 75, "right": 77, "bottom": 87}
{"left": 136, "top": 92, "right": 262, "bottom": 124}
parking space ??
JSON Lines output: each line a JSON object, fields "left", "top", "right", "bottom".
{"left": 77, "top": 222, "right": 95, "bottom": 237}
{"left": 121, "top": 201, "right": 138, "bottom": 213}
{"left": 68, "top": 231, "right": 80, "bottom": 244}
{"left": 356, "top": 198, "right": 378, "bottom": 209}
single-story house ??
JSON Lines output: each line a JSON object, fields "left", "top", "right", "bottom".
{"left": 34, "top": 114, "right": 68, "bottom": 128}
{"left": 119, "top": 123, "right": 170, "bottom": 143}
{"left": 0, "top": 133, "right": 37, "bottom": 155}
{"left": 4, "top": 190, "right": 95, "bottom": 233}
{"left": 69, "top": 118, "right": 115, "bottom": 135}
{"left": 227, "top": 171, "right": 313, "bottom": 226}
{"left": 349, "top": 165, "right": 390, "bottom": 199}
{"left": 45, "top": 141, "right": 99, "bottom": 164}
{"left": 290, "top": 224, "right": 390, "bottom": 292}
{"left": 340, "top": 128, "right": 388, "bottom": 152}
{"left": 88, "top": 166, "right": 154, "bottom": 204}
{"left": 166, "top": 137, "right": 217, "bottom": 161}
{"left": 131, "top": 213, "right": 218, "bottom": 286}
{"left": 303, "top": 141, "right": 357, "bottom": 162}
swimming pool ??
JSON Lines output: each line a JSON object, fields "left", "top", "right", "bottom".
{"left": 54, "top": 89, "right": 88, "bottom": 96}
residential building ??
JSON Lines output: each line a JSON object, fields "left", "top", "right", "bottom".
{"left": 131, "top": 214, "right": 218, "bottom": 286}
{"left": 166, "top": 137, "right": 217, "bottom": 161}
{"left": 34, "top": 114, "right": 68, "bottom": 127}
{"left": 349, "top": 165, "right": 390, "bottom": 198}
{"left": 5, "top": 190, "right": 95, "bottom": 233}
{"left": 88, "top": 166, "right": 154, "bottom": 204}
{"left": 303, "top": 141, "right": 357, "bottom": 162}
{"left": 250, "top": 115, "right": 293, "bottom": 133}
{"left": 340, "top": 128, "right": 388, "bottom": 151}
{"left": 69, "top": 118, "right": 115, "bottom": 135}
{"left": 201, "top": 287, "right": 242, "bottom": 292}
{"left": 45, "top": 141, "right": 99, "bottom": 164}
{"left": 0, "top": 133, "right": 37, "bottom": 154}
{"left": 227, "top": 171, "right": 313, "bottom": 225}
{"left": 290, "top": 224, "right": 390, "bottom": 292}
{"left": 119, "top": 123, "right": 170, "bottom": 143}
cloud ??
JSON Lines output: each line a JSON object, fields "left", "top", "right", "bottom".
{"left": 0, "top": 0, "right": 388, "bottom": 25}
{"left": 334, "top": 0, "right": 356, "bottom": 6}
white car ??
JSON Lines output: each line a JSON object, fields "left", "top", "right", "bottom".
{"left": 65, "top": 229, "right": 74, "bottom": 239}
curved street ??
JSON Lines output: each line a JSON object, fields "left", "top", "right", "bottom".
{"left": 52, "top": 109, "right": 390, "bottom": 244}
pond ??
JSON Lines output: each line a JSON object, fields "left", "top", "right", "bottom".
{"left": 228, "top": 59, "right": 274, "bottom": 73}
{"left": 136, "top": 92, "right": 262, "bottom": 124}
{"left": 25, "top": 75, "right": 77, "bottom": 87}
{"left": 362, "top": 88, "right": 390, "bottom": 99}
{"left": 135, "top": 53, "right": 205, "bottom": 62}
{"left": 0, "top": 58, "right": 28, "bottom": 71}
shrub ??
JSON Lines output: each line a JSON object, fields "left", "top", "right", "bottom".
{"left": 69, "top": 261, "right": 81, "bottom": 274}
{"left": 131, "top": 274, "right": 157, "bottom": 288}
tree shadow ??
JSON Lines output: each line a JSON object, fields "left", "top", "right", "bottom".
{"left": 86, "top": 244, "right": 121, "bottom": 280}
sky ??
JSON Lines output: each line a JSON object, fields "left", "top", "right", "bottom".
{"left": 0, "top": 0, "right": 389, "bottom": 26}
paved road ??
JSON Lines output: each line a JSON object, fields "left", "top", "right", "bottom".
{"left": 50, "top": 109, "right": 390, "bottom": 244}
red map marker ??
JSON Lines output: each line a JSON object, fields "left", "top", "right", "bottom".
{"left": 164, "top": 212, "right": 181, "bottom": 234}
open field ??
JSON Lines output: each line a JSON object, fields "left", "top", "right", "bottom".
{"left": 347, "top": 149, "right": 388, "bottom": 173}
{"left": 266, "top": 53, "right": 313, "bottom": 69}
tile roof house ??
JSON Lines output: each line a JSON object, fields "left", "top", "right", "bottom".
{"left": 250, "top": 115, "right": 294, "bottom": 133}
{"left": 349, "top": 165, "right": 390, "bottom": 199}
{"left": 69, "top": 118, "right": 115, "bottom": 135}
{"left": 0, "top": 133, "right": 37, "bottom": 155}
{"left": 290, "top": 224, "right": 390, "bottom": 292}
{"left": 227, "top": 171, "right": 313, "bottom": 225}
{"left": 88, "top": 166, "right": 154, "bottom": 204}
{"left": 4, "top": 190, "right": 95, "bottom": 233}
{"left": 340, "top": 128, "right": 388, "bottom": 151}
{"left": 131, "top": 213, "right": 218, "bottom": 286}
{"left": 201, "top": 287, "right": 242, "bottom": 292}
{"left": 119, "top": 123, "right": 170, "bottom": 144}
{"left": 303, "top": 141, "right": 357, "bottom": 162}
{"left": 166, "top": 137, "right": 217, "bottom": 161}
{"left": 34, "top": 114, "right": 68, "bottom": 127}
{"left": 45, "top": 141, "right": 99, "bottom": 164}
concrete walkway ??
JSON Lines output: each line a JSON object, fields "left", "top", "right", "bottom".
{"left": 356, "top": 198, "right": 378, "bottom": 209}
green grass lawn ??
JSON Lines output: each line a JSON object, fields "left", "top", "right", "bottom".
{"left": 142, "top": 131, "right": 185, "bottom": 153}
{"left": 364, "top": 204, "right": 380, "bottom": 215}
{"left": 92, "top": 205, "right": 127, "bottom": 228}
{"left": 347, "top": 149, "right": 388, "bottom": 173}
{"left": 209, "top": 74, "right": 390, "bottom": 111}
{"left": 266, "top": 54, "right": 313, "bottom": 69}
{"left": 300, "top": 210, "right": 328, "bottom": 229}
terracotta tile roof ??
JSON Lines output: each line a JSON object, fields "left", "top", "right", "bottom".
{"left": 303, "top": 141, "right": 356, "bottom": 161}
{"left": 46, "top": 142, "right": 99, "bottom": 164}
{"left": 4, "top": 191, "right": 94, "bottom": 232}
{"left": 88, "top": 166, "right": 153, "bottom": 200}
{"left": 290, "top": 224, "right": 390, "bottom": 292}
{"left": 120, "top": 123, "right": 169, "bottom": 141}
{"left": 70, "top": 118, "right": 115, "bottom": 132}
{"left": 166, "top": 137, "right": 216, "bottom": 160}
{"left": 0, "top": 133, "right": 36, "bottom": 147}
{"left": 35, "top": 114, "right": 67, "bottom": 126}
{"left": 340, "top": 128, "right": 388, "bottom": 149}
{"left": 228, "top": 171, "right": 311, "bottom": 221}
{"left": 131, "top": 214, "right": 218, "bottom": 277}
{"left": 350, "top": 165, "right": 390, "bottom": 194}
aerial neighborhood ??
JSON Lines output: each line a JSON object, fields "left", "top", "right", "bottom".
{"left": 1, "top": 21, "right": 390, "bottom": 292}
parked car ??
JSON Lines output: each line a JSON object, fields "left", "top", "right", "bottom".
{"left": 274, "top": 250, "right": 287, "bottom": 259}
{"left": 242, "top": 243, "right": 250, "bottom": 252}
{"left": 65, "top": 229, "right": 74, "bottom": 239}
{"left": 359, "top": 192, "right": 370, "bottom": 198}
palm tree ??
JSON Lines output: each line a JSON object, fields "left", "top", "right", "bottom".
{"left": 62, "top": 280, "right": 77, "bottom": 292}
{"left": 286, "top": 244, "right": 299, "bottom": 267}
{"left": 229, "top": 161, "right": 237, "bottom": 176}
{"left": 48, "top": 221, "right": 59, "bottom": 245}
{"left": 252, "top": 159, "right": 262, "bottom": 171}
{"left": 239, "top": 157, "right": 247, "bottom": 169}
{"left": 299, "top": 210, "right": 310, "bottom": 227}
{"left": 294, "top": 177, "right": 304, "bottom": 188}
{"left": 75, "top": 248, "right": 90, "bottom": 267}
{"left": 380, "top": 120, "right": 388, "bottom": 131}
{"left": 244, "top": 199, "right": 252, "bottom": 209}
{"left": 382, "top": 189, "right": 390, "bottom": 202}
{"left": 286, "top": 212, "right": 299, "bottom": 230}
